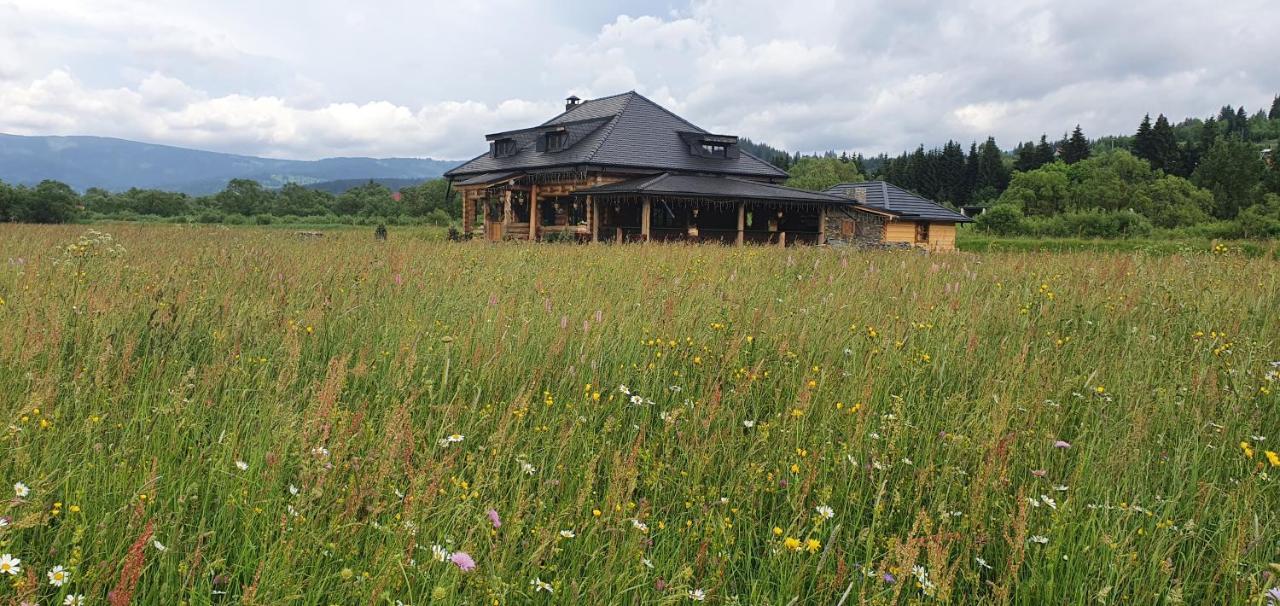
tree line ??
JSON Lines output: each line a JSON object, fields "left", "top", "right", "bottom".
{"left": 0, "top": 178, "right": 459, "bottom": 226}
{"left": 778, "top": 95, "right": 1280, "bottom": 238}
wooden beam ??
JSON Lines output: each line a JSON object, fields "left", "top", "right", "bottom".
{"left": 818, "top": 206, "right": 826, "bottom": 245}
{"left": 589, "top": 195, "right": 598, "bottom": 242}
{"left": 528, "top": 183, "right": 539, "bottom": 241}
{"left": 778, "top": 231, "right": 786, "bottom": 248}
{"left": 641, "top": 196, "right": 651, "bottom": 242}
{"left": 502, "top": 190, "right": 512, "bottom": 241}
{"left": 460, "top": 190, "right": 472, "bottom": 235}
{"left": 736, "top": 202, "right": 745, "bottom": 246}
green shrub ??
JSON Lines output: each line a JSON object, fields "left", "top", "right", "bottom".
{"left": 973, "top": 204, "right": 1024, "bottom": 235}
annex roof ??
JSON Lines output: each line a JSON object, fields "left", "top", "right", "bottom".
{"left": 445, "top": 92, "right": 788, "bottom": 180}
{"left": 574, "top": 173, "right": 848, "bottom": 204}
{"left": 824, "top": 181, "right": 972, "bottom": 222}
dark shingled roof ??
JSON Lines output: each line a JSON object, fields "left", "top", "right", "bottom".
{"left": 445, "top": 92, "right": 788, "bottom": 180}
{"left": 574, "top": 173, "right": 848, "bottom": 204}
{"left": 824, "top": 181, "right": 972, "bottom": 223}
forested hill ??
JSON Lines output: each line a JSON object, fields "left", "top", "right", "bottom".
{"left": 0, "top": 133, "right": 457, "bottom": 195}
{"left": 772, "top": 95, "right": 1280, "bottom": 239}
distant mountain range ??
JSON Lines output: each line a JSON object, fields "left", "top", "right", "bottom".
{"left": 0, "top": 133, "right": 460, "bottom": 195}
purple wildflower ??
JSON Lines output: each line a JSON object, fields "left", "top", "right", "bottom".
{"left": 1053, "top": 440, "right": 1072, "bottom": 449}
{"left": 882, "top": 572, "right": 895, "bottom": 584}
{"left": 486, "top": 508, "right": 501, "bottom": 529}
{"left": 450, "top": 551, "right": 476, "bottom": 572}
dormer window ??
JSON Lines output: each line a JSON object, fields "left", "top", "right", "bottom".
{"left": 700, "top": 142, "right": 729, "bottom": 158}
{"left": 545, "top": 131, "right": 568, "bottom": 152}
{"left": 492, "top": 138, "right": 518, "bottom": 158}
{"left": 679, "top": 131, "right": 740, "bottom": 159}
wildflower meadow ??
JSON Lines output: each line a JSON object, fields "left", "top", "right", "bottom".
{"left": 0, "top": 224, "right": 1277, "bottom": 605}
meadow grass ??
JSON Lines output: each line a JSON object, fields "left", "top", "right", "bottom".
{"left": 0, "top": 224, "right": 1277, "bottom": 605}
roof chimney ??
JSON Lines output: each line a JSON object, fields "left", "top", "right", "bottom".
{"left": 565, "top": 95, "right": 581, "bottom": 111}
{"left": 852, "top": 188, "right": 867, "bottom": 204}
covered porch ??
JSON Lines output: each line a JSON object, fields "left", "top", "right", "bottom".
{"left": 573, "top": 173, "right": 847, "bottom": 246}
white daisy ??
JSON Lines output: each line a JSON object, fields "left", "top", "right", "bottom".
{"left": 530, "top": 577, "right": 553, "bottom": 593}
{"left": 629, "top": 395, "right": 644, "bottom": 406}
{"left": 153, "top": 540, "right": 167, "bottom": 552}
{"left": 13, "top": 482, "right": 29, "bottom": 498}
{"left": 688, "top": 588, "right": 706, "bottom": 601}
{"left": 559, "top": 529, "right": 576, "bottom": 538}
{"left": 234, "top": 460, "right": 249, "bottom": 471}
{"left": 743, "top": 420, "right": 755, "bottom": 428}
{"left": 0, "top": 553, "right": 19, "bottom": 575}
{"left": 815, "top": 505, "right": 835, "bottom": 520}
{"left": 64, "top": 595, "right": 86, "bottom": 606}
{"left": 630, "top": 518, "right": 648, "bottom": 532}
{"left": 1029, "top": 535, "right": 1049, "bottom": 544}
{"left": 47, "top": 564, "right": 70, "bottom": 586}
{"left": 438, "top": 434, "right": 465, "bottom": 447}
{"left": 431, "top": 544, "right": 450, "bottom": 562}
{"left": 618, "top": 384, "right": 630, "bottom": 395}
{"left": 520, "top": 461, "right": 537, "bottom": 475}
{"left": 289, "top": 484, "right": 299, "bottom": 496}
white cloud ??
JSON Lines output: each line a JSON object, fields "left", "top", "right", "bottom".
{"left": 0, "top": 0, "right": 1277, "bottom": 160}
{"left": 0, "top": 69, "right": 558, "bottom": 158}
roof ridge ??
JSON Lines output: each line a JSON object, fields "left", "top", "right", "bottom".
{"left": 538, "top": 90, "right": 637, "bottom": 126}
{"left": 579, "top": 93, "right": 637, "bottom": 164}
{"left": 626, "top": 91, "right": 707, "bottom": 134}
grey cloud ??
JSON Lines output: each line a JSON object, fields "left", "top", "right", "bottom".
{"left": 0, "top": 0, "right": 1274, "bottom": 160}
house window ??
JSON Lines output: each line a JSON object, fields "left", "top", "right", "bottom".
{"left": 915, "top": 222, "right": 930, "bottom": 243}
{"left": 700, "top": 143, "right": 728, "bottom": 158}
{"left": 492, "top": 138, "right": 518, "bottom": 158}
{"left": 545, "top": 131, "right": 569, "bottom": 152}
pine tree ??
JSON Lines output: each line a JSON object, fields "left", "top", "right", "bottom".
{"left": 1151, "top": 114, "right": 1181, "bottom": 175}
{"left": 1270, "top": 95, "right": 1280, "bottom": 120}
{"left": 1236, "top": 107, "right": 1250, "bottom": 139}
{"left": 1134, "top": 114, "right": 1156, "bottom": 164}
{"left": 1199, "top": 116, "right": 1220, "bottom": 152}
{"left": 1035, "top": 135, "right": 1055, "bottom": 166}
{"left": 1218, "top": 105, "right": 1237, "bottom": 135}
{"left": 975, "top": 137, "right": 1010, "bottom": 199}
{"left": 1013, "top": 140, "right": 1039, "bottom": 172}
{"left": 938, "top": 140, "right": 967, "bottom": 204}
{"left": 1062, "top": 125, "right": 1090, "bottom": 164}
{"left": 964, "top": 142, "right": 980, "bottom": 202}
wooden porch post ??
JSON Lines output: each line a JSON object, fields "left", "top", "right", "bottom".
{"left": 736, "top": 202, "right": 745, "bottom": 246}
{"left": 641, "top": 196, "right": 651, "bottom": 242}
{"left": 460, "top": 190, "right": 472, "bottom": 236}
{"left": 818, "top": 206, "right": 827, "bottom": 245}
{"left": 528, "top": 183, "right": 539, "bottom": 241}
{"left": 589, "top": 196, "right": 599, "bottom": 242}
{"left": 502, "top": 190, "right": 512, "bottom": 240}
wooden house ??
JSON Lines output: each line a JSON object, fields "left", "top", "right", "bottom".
{"left": 445, "top": 91, "right": 969, "bottom": 249}
{"left": 824, "top": 181, "right": 971, "bottom": 252}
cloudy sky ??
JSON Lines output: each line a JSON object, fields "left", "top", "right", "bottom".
{"left": 1, "top": 0, "right": 1276, "bottom": 160}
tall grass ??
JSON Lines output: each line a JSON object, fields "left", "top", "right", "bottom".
{"left": 0, "top": 224, "right": 1277, "bottom": 605}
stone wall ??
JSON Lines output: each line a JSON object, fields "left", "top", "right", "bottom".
{"left": 824, "top": 208, "right": 894, "bottom": 248}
